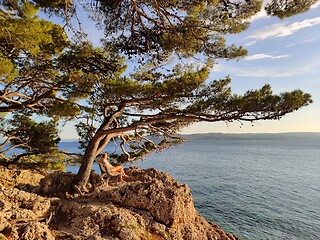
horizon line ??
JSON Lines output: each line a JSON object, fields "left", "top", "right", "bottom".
{"left": 60, "top": 131, "right": 320, "bottom": 141}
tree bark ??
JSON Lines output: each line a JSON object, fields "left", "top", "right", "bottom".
{"left": 74, "top": 132, "right": 114, "bottom": 189}
{"left": 74, "top": 106, "right": 125, "bottom": 189}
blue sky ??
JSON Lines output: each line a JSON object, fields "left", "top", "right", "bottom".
{"left": 60, "top": 1, "right": 320, "bottom": 139}
{"left": 183, "top": 1, "right": 320, "bottom": 134}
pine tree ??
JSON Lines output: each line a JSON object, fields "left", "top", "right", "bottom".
{"left": 72, "top": 0, "right": 315, "bottom": 189}
{"left": 0, "top": 0, "right": 316, "bottom": 185}
{"left": 0, "top": 1, "right": 89, "bottom": 167}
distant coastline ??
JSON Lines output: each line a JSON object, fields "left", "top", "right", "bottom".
{"left": 61, "top": 132, "right": 320, "bottom": 142}
{"left": 181, "top": 132, "right": 320, "bottom": 143}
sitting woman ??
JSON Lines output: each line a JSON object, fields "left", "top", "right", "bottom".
{"left": 97, "top": 153, "right": 128, "bottom": 181}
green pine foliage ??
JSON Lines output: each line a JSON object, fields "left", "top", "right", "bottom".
{"left": 9, "top": 114, "right": 60, "bottom": 154}
{"left": 0, "top": 1, "right": 81, "bottom": 169}
{"left": 0, "top": 0, "right": 316, "bottom": 179}
{"left": 92, "top": 0, "right": 261, "bottom": 61}
{"left": 0, "top": 114, "right": 67, "bottom": 170}
{"left": 265, "top": 0, "right": 318, "bottom": 19}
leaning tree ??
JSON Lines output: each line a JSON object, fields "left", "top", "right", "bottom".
{"left": 69, "top": 0, "right": 314, "bottom": 189}
{"left": 72, "top": 59, "right": 312, "bottom": 189}
{"left": 0, "top": 0, "right": 316, "bottom": 188}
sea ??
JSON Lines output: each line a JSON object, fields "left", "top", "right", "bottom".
{"left": 61, "top": 132, "right": 320, "bottom": 240}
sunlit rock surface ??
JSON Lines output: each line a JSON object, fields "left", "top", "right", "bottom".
{"left": 0, "top": 166, "right": 239, "bottom": 240}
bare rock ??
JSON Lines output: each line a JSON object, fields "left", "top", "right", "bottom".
{"left": 89, "top": 167, "right": 239, "bottom": 240}
{"left": 0, "top": 184, "right": 51, "bottom": 221}
{"left": 39, "top": 170, "right": 75, "bottom": 197}
{"left": 1, "top": 166, "right": 239, "bottom": 240}
{"left": 39, "top": 170, "right": 105, "bottom": 196}
{"left": 96, "top": 167, "right": 196, "bottom": 227}
{"left": 0, "top": 165, "right": 44, "bottom": 189}
{"left": 18, "top": 222, "right": 55, "bottom": 240}
{"left": 0, "top": 184, "right": 56, "bottom": 239}
{"left": 51, "top": 200, "right": 162, "bottom": 239}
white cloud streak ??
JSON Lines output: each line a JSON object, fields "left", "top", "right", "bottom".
{"left": 245, "top": 41, "right": 257, "bottom": 46}
{"left": 250, "top": 10, "right": 269, "bottom": 21}
{"left": 213, "top": 55, "right": 320, "bottom": 78}
{"left": 304, "top": 38, "right": 317, "bottom": 43}
{"left": 248, "top": 17, "right": 320, "bottom": 40}
{"left": 228, "top": 61, "right": 320, "bottom": 78}
{"left": 245, "top": 54, "right": 290, "bottom": 61}
{"left": 311, "top": 1, "right": 320, "bottom": 8}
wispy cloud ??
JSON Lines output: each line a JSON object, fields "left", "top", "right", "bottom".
{"left": 245, "top": 41, "right": 257, "bottom": 46}
{"left": 210, "top": 63, "right": 224, "bottom": 72}
{"left": 229, "top": 62, "right": 319, "bottom": 78}
{"left": 285, "top": 36, "right": 318, "bottom": 47}
{"left": 231, "top": 68, "right": 289, "bottom": 78}
{"left": 245, "top": 54, "right": 290, "bottom": 61}
{"left": 250, "top": 10, "right": 269, "bottom": 21}
{"left": 311, "top": 1, "right": 320, "bottom": 8}
{"left": 304, "top": 38, "right": 317, "bottom": 43}
{"left": 285, "top": 43, "right": 296, "bottom": 48}
{"left": 214, "top": 55, "right": 320, "bottom": 78}
{"left": 247, "top": 17, "right": 320, "bottom": 40}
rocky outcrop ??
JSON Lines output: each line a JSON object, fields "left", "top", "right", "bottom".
{"left": 0, "top": 165, "right": 44, "bottom": 189}
{"left": 0, "top": 166, "right": 239, "bottom": 240}
{"left": 96, "top": 168, "right": 196, "bottom": 227}
{"left": 0, "top": 184, "right": 57, "bottom": 240}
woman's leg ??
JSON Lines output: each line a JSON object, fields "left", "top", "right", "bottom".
{"left": 112, "top": 166, "right": 124, "bottom": 181}
{"left": 113, "top": 166, "right": 129, "bottom": 177}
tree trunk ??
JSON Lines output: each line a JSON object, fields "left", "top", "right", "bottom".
{"left": 74, "top": 141, "right": 98, "bottom": 189}
{"left": 74, "top": 132, "right": 113, "bottom": 189}
{"left": 74, "top": 107, "right": 125, "bottom": 189}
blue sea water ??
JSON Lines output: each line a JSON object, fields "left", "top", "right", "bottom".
{"left": 62, "top": 133, "right": 320, "bottom": 240}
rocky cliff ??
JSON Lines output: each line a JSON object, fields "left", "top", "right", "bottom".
{"left": 0, "top": 166, "right": 239, "bottom": 240}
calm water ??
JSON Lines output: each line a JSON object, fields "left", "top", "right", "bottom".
{"left": 62, "top": 133, "right": 320, "bottom": 240}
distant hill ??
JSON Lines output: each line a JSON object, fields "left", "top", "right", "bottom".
{"left": 183, "top": 132, "right": 320, "bottom": 141}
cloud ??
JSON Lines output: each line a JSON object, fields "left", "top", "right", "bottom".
{"left": 210, "top": 63, "right": 224, "bottom": 72}
{"left": 250, "top": 10, "right": 269, "bottom": 21}
{"left": 311, "top": 1, "right": 320, "bottom": 8}
{"left": 245, "top": 41, "right": 257, "bottom": 46}
{"left": 229, "top": 61, "right": 319, "bottom": 78}
{"left": 219, "top": 55, "right": 320, "bottom": 78}
{"left": 230, "top": 68, "right": 290, "bottom": 78}
{"left": 249, "top": 0, "right": 272, "bottom": 21}
{"left": 285, "top": 36, "right": 318, "bottom": 47}
{"left": 304, "top": 38, "right": 317, "bottom": 43}
{"left": 247, "top": 17, "right": 320, "bottom": 40}
{"left": 285, "top": 43, "right": 296, "bottom": 48}
{"left": 245, "top": 54, "right": 290, "bottom": 61}
{"left": 232, "top": 68, "right": 289, "bottom": 78}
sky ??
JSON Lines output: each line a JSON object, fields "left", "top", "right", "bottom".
{"left": 182, "top": 1, "right": 320, "bottom": 134}
{"left": 60, "top": 1, "right": 320, "bottom": 139}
